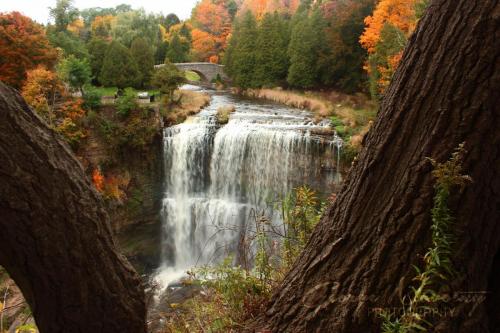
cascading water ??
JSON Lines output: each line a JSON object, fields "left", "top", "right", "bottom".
{"left": 155, "top": 85, "right": 342, "bottom": 286}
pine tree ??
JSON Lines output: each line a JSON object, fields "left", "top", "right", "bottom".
{"left": 166, "top": 34, "right": 188, "bottom": 63}
{"left": 130, "top": 37, "right": 154, "bottom": 88}
{"left": 87, "top": 38, "right": 108, "bottom": 85}
{"left": 287, "top": 8, "right": 329, "bottom": 89}
{"left": 254, "top": 13, "right": 290, "bottom": 87}
{"left": 225, "top": 11, "right": 258, "bottom": 89}
{"left": 99, "top": 41, "right": 140, "bottom": 88}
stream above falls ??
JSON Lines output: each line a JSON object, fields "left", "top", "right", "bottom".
{"left": 155, "top": 84, "right": 343, "bottom": 287}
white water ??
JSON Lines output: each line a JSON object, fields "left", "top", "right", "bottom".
{"left": 155, "top": 85, "right": 342, "bottom": 287}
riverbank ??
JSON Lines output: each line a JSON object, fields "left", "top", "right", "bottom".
{"left": 243, "top": 88, "right": 377, "bottom": 154}
{"left": 162, "top": 89, "right": 211, "bottom": 126}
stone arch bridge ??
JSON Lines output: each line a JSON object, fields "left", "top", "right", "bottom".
{"left": 155, "top": 62, "right": 228, "bottom": 82}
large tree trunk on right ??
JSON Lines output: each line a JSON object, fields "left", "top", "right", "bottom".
{"left": 0, "top": 82, "right": 147, "bottom": 332}
{"left": 263, "top": 0, "right": 500, "bottom": 332}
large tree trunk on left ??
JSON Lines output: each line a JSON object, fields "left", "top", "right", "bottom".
{"left": 0, "top": 82, "right": 146, "bottom": 332}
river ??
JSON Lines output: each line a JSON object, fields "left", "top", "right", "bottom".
{"left": 154, "top": 84, "right": 343, "bottom": 287}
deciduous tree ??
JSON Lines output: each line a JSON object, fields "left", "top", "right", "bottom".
{"left": 0, "top": 12, "right": 58, "bottom": 89}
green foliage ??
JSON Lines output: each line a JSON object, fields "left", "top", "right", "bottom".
{"left": 253, "top": 13, "right": 290, "bottom": 87}
{"left": 58, "top": 55, "right": 92, "bottom": 92}
{"left": 166, "top": 33, "right": 190, "bottom": 63}
{"left": 415, "top": 0, "right": 430, "bottom": 19}
{"left": 381, "top": 144, "right": 472, "bottom": 332}
{"left": 87, "top": 38, "right": 109, "bottom": 84}
{"left": 322, "top": 0, "right": 374, "bottom": 92}
{"left": 99, "top": 41, "right": 140, "bottom": 89}
{"left": 111, "top": 9, "right": 158, "bottom": 47}
{"left": 224, "top": 11, "right": 258, "bottom": 89}
{"left": 287, "top": 9, "right": 329, "bottom": 89}
{"left": 130, "top": 37, "right": 155, "bottom": 88}
{"left": 280, "top": 185, "right": 323, "bottom": 266}
{"left": 49, "top": 0, "right": 79, "bottom": 32}
{"left": 152, "top": 61, "right": 186, "bottom": 103}
{"left": 196, "top": 257, "right": 270, "bottom": 315}
{"left": 82, "top": 85, "right": 101, "bottom": 110}
{"left": 116, "top": 88, "right": 137, "bottom": 118}
{"left": 97, "top": 107, "right": 158, "bottom": 152}
{"left": 367, "top": 23, "right": 407, "bottom": 100}
{"left": 47, "top": 30, "right": 89, "bottom": 59}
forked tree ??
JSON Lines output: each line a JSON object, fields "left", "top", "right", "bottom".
{"left": 261, "top": 0, "right": 499, "bottom": 331}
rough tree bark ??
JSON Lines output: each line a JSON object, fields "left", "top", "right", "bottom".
{"left": 0, "top": 82, "right": 146, "bottom": 332}
{"left": 264, "top": 0, "right": 499, "bottom": 332}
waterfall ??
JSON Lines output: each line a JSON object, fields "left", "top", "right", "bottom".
{"left": 156, "top": 89, "right": 342, "bottom": 286}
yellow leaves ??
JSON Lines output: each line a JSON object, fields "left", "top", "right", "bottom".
{"left": 21, "top": 66, "right": 64, "bottom": 118}
{"left": 91, "top": 15, "right": 115, "bottom": 39}
{"left": 67, "top": 18, "right": 84, "bottom": 36}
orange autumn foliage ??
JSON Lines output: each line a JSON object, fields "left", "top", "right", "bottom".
{"left": 59, "top": 98, "right": 86, "bottom": 121}
{"left": 0, "top": 12, "right": 58, "bottom": 88}
{"left": 360, "top": 0, "right": 417, "bottom": 53}
{"left": 92, "top": 169, "right": 105, "bottom": 192}
{"left": 191, "top": 28, "right": 218, "bottom": 61}
{"left": 67, "top": 18, "right": 84, "bottom": 36}
{"left": 191, "top": 0, "right": 232, "bottom": 62}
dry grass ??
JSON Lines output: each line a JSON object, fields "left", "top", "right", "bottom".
{"left": 164, "top": 90, "right": 210, "bottom": 125}
{"left": 216, "top": 105, "right": 235, "bottom": 124}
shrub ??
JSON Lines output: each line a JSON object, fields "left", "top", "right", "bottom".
{"left": 82, "top": 85, "right": 101, "bottom": 110}
{"left": 216, "top": 105, "right": 235, "bottom": 124}
{"left": 116, "top": 88, "right": 137, "bottom": 118}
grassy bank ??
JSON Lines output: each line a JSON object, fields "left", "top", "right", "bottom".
{"left": 162, "top": 89, "right": 210, "bottom": 125}
{"left": 244, "top": 88, "right": 377, "bottom": 154}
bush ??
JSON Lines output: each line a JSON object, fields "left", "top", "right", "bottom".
{"left": 82, "top": 85, "right": 101, "bottom": 110}
{"left": 116, "top": 88, "right": 137, "bottom": 118}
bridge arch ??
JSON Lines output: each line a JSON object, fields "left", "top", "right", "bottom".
{"left": 155, "top": 62, "right": 227, "bottom": 83}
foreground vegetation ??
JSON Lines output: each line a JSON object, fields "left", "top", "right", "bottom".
{"left": 159, "top": 186, "right": 325, "bottom": 332}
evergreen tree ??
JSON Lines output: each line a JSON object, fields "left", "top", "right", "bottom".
{"left": 47, "top": 30, "right": 89, "bottom": 59}
{"left": 166, "top": 34, "right": 188, "bottom": 63}
{"left": 87, "top": 38, "right": 108, "bottom": 84}
{"left": 225, "top": 11, "right": 258, "bottom": 89}
{"left": 99, "top": 41, "right": 140, "bottom": 88}
{"left": 254, "top": 12, "right": 290, "bottom": 87}
{"left": 130, "top": 37, "right": 154, "bottom": 88}
{"left": 321, "top": 0, "right": 374, "bottom": 92}
{"left": 287, "top": 9, "right": 328, "bottom": 88}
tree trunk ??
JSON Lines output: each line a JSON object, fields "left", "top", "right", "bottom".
{"left": 263, "top": 0, "right": 500, "bottom": 332}
{"left": 0, "top": 82, "right": 146, "bottom": 332}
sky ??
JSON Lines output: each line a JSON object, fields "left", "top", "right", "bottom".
{"left": 0, "top": 0, "right": 199, "bottom": 24}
